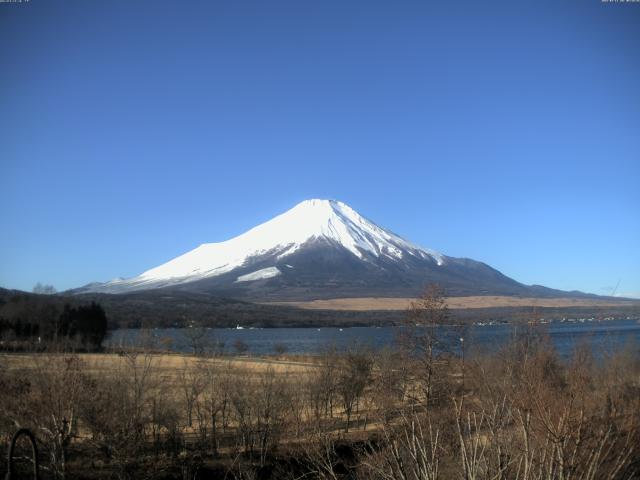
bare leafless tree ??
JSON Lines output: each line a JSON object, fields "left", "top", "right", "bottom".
{"left": 400, "top": 284, "right": 449, "bottom": 406}
{"left": 337, "top": 346, "right": 373, "bottom": 433}
{"left": 178, "top": 358, "right": 204, "bottom": 428}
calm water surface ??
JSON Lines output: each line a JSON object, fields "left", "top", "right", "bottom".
{"left": 107, "top": 319, "right": 640, "bottom": 358}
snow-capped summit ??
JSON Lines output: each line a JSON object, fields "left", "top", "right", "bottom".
{"left": 87, "top": 199, "right": 443, "bottom": 293}
{"left": 77, "top": 199, "right": 532, "bottom": 299}
{"left": 273, "top": 199, "right": 444, "bottom": 264}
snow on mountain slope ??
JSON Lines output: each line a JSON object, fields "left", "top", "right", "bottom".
{"left": 236, "top": 267, "right": 282, "bottom": 283}
{"left": 86, "top": 199, "right": 445, "bottom": 293}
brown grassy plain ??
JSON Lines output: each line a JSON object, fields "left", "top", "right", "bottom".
{"left": 267, "top": 295, "right": 639, "bottom": 310}
{"left": 1, "top": 352, "right": 317, "bottom": 376}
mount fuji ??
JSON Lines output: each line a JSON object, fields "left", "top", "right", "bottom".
{"left": 76, "top": 199, "right": 574, "bottom": 301}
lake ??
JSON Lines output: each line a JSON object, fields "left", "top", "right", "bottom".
{"left": 107, "top": 318, "right": 640, "bottom": 358}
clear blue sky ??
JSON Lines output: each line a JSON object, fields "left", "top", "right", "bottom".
{"left": 1, "top": 0, "right": 639, "bottom": 297}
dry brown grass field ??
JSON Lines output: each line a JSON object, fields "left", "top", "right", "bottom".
{"left": 267, "top": 295, "right": 639, "bottom": 310}
{"left": 1, "top": 352, "right": 317, "bottom": 376}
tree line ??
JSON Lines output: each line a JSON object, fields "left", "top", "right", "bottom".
{"left": 0, "top": 293, "right": 108, "bottom": 350}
